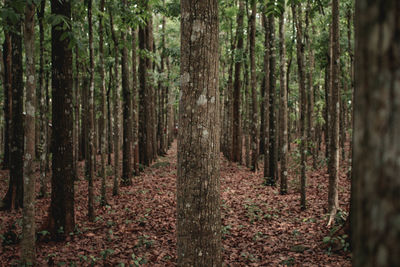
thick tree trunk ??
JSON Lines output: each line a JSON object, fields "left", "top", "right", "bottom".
{"left": 327, "top": 0, "right": 340, "bottom": 226}
{"left": 22, "top": 2, "right": 36, "bottom": 264}
{"left": 139, "top": 1, "right": 156, "bottom": 167}
{"left": 178, "top": 1, "right": 221, "bottom": 265}
{"left": 352, "top": 1, "right": 400, "bottom": 266}
{"left": 49, "top": 0, "right": 75, "bottom": 239}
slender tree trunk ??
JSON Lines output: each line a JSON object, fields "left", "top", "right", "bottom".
{"left": 279, "top": 2, "right": 288, "bottom": 195}
{"left": 2, "top": 32, "right": 11, "bottom": 171}
{"left": 249, "top": 0, "right": 258, "bottom": 171}
{"left": 131, "top": 29, "right": 139, "bottom": 176}
{"left": 263, "top": 13, "right": 271, "bottom": 181}
{"left": 107, "top": 65, "right": 113, "bottom": 166}
{"left": 178, "top": 1, "right": 221, "bottom": 265}
{"left": 110, "top": 8, "right": 120, "bottom": 196}
{"left": 292, "top": 2, "right": 307, "bottom": 210}
{"left": 49, "top": 0, "right": 75, "bottom": 240}
{"left": 3, "top": 4, "right": 24, "bottom": 210}
{"left": 232, "top": 0, "right": 244, "bottom": 163}
{"left": 87, "top": 0, "right": 95, "bottom": 222}
{"left": 352, "top": 1, "right": 400, "bottom": 266}
{"left": 267, "top": 14, "right": 277, "bottom": 183}
{"left": 327, "top": 0, "right": 340, "bottom": 226}
{"left": 73, "top": 43, "right": 80, "bottom": 182}
{"left": 22, "top": 2, "right": 36, "bottom": 264}
{"left": 121, "top": 0, "right": 132, "bottom": 186}
{"left": 99, "top": 0, "right": 107, "bottom": 205}
{"left": 223, "top": 19, "right": 235, "bottom": 159}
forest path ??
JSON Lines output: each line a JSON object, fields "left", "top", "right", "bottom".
{"left": 0, "top": 141, "right": 351, "bottom": 266}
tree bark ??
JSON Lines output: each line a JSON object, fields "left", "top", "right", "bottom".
{"left": 99, "top": 0, "right": 107, "bottom": 206}
{"left": 109, "top": 7, "right": 120, "bottom": 196}
{"left": 232, "top": 0, "right": 244, "bottom": 163}
{"left": 352, "top": 1, "right": 400, "bottom": 266}
{"left": 249, "top": 0, "right": 258, "bottom": 171}
{"left": 2, "top": 31, "right": 11, "bottom": 171}
{"left": 327, "top": 0, "right": 340, "bottom": 226}
{"left": 267, "top": 13, "right": 277, "bottom": 184}
{"left": 279, "top": 2, "right": 288, "bottom": 195}
{"left": 3, "top": 2, "right": 24, "bottom": 210}
{"left": 121, "top": 0, "right": 132, "bottom": 186}
{"left": 22, "top": 1, "right": 36, "bottom": 263}
{"left": 178, "top": 0, "right": 221, "bottom": 265}
{"left": 87, "top": 0, "right": 95, "bottom": 222}
{"left": 292, "top": 2, "right": 307, "bottom": 210}
{"left": 49, "top": 0, "right": 75, "bottom": 239}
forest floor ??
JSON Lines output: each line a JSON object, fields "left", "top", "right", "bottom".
{"left": 0, "top": 142, "right": 351, "bottom": 266}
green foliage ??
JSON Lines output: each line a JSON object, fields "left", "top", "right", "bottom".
{"left": 131, "top": 253, "right": 147, "bottom": 266}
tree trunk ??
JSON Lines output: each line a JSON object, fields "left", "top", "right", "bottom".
{"left": 22, "top": 2, "right": 36, "bottom": 264}
{"left": 131, "top": 29, "right": 139, "bottom": 176}
{"left": 87, "top": 0, "right": 95, "bottom": 222}
{"left": 49, "top": 0, "right": 75, "bottom": 240}
{"left": 249, "top": 0, "right": 258, "bottom": 171}
{"left": 99, "top": 0, "right": 107, "bottom": 206}
{"left": 327, "top": 0, "right": 340, "bottom": 226}
{"left": 3, "top": 2, "right": 24, "bottom": 210}
{"left": 139, "top": 1, "right": 155, "bottom": 167}
{"left": 352, "top": 1, "right": 400, "bottom": 266}
{"left": 178, "top": 0, "right": 221, "bottom": 265}
{"left": 110, "top": 8, "right": 120, "bottom": 196}
{"left": 232, "top": 0, "right": 244, "bottom": 163}
{"left": 121, "top": 0, "right": 132, "bottom": 186}
{"left": 2, "top": 32, "right": 11, "bottom": 171}
{"left": 262, "top": 12, "right": 271, "bottom": 182}
{"left": 292, "top": 2, "right": 307, "bottom": 210}
{"left": 279, "top": 2, "right": 288, "bottom": 195}
{"left": 267, "top": 13, "right": 277, "bottom": 184}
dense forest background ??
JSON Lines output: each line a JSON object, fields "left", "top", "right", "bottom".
{"left": 0, "top": 0, "right": 398, "bottom": 266}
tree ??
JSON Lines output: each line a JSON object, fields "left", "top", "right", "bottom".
{"left": 232, "top": 0, "right": 244, "bottom": 163}
{"left": 37, "top": 0, "right": 48, "bottom": 198}
{"left": 249, "top": 0, "right": 258, "bottom": 171}
{"left": 99, "top": 0, "right": 108, "bottom": 206}
{"left": 139, "top": 0, "right": 156, "bottom": 166}
{"left": 267, "top": 12, "right": 277, "bottom": 182}
{"left": 87, "top": 0, "right": 95, "bottom": 222}
{"left": 121, "top": 0, "right": 133, "bottom": 186}
{"left": 22, "top": 0, "right": 36, "bottom": 263}
{"left": 109, "top": 5, "right": 121, "bottom": 196}
{"left": 177, "top": 0, "right": 221, "bottom": 265}
{"left": 352, "top": 1, "right": 400, "bottom": 266}
{"left": 2, "top": 0, "right": 24, "bottom": 210}
{"left": 2, "top": 14, "right": 11, "bottom": 171}
{"left": 279, "top": 0, "right": 288, "bottom": 195}
{"left": 327, "top": 0, "right": 340, "bottom": 226}
{"left": 292, "top": 1, "right": 307, "bottom": 210}
{"left": 49, "top": 0, "right": 75, "bottom": 239}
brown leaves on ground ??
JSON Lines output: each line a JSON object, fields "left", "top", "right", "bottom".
{"left": 0, "top": 142, "right": 351, "bottom": 266}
